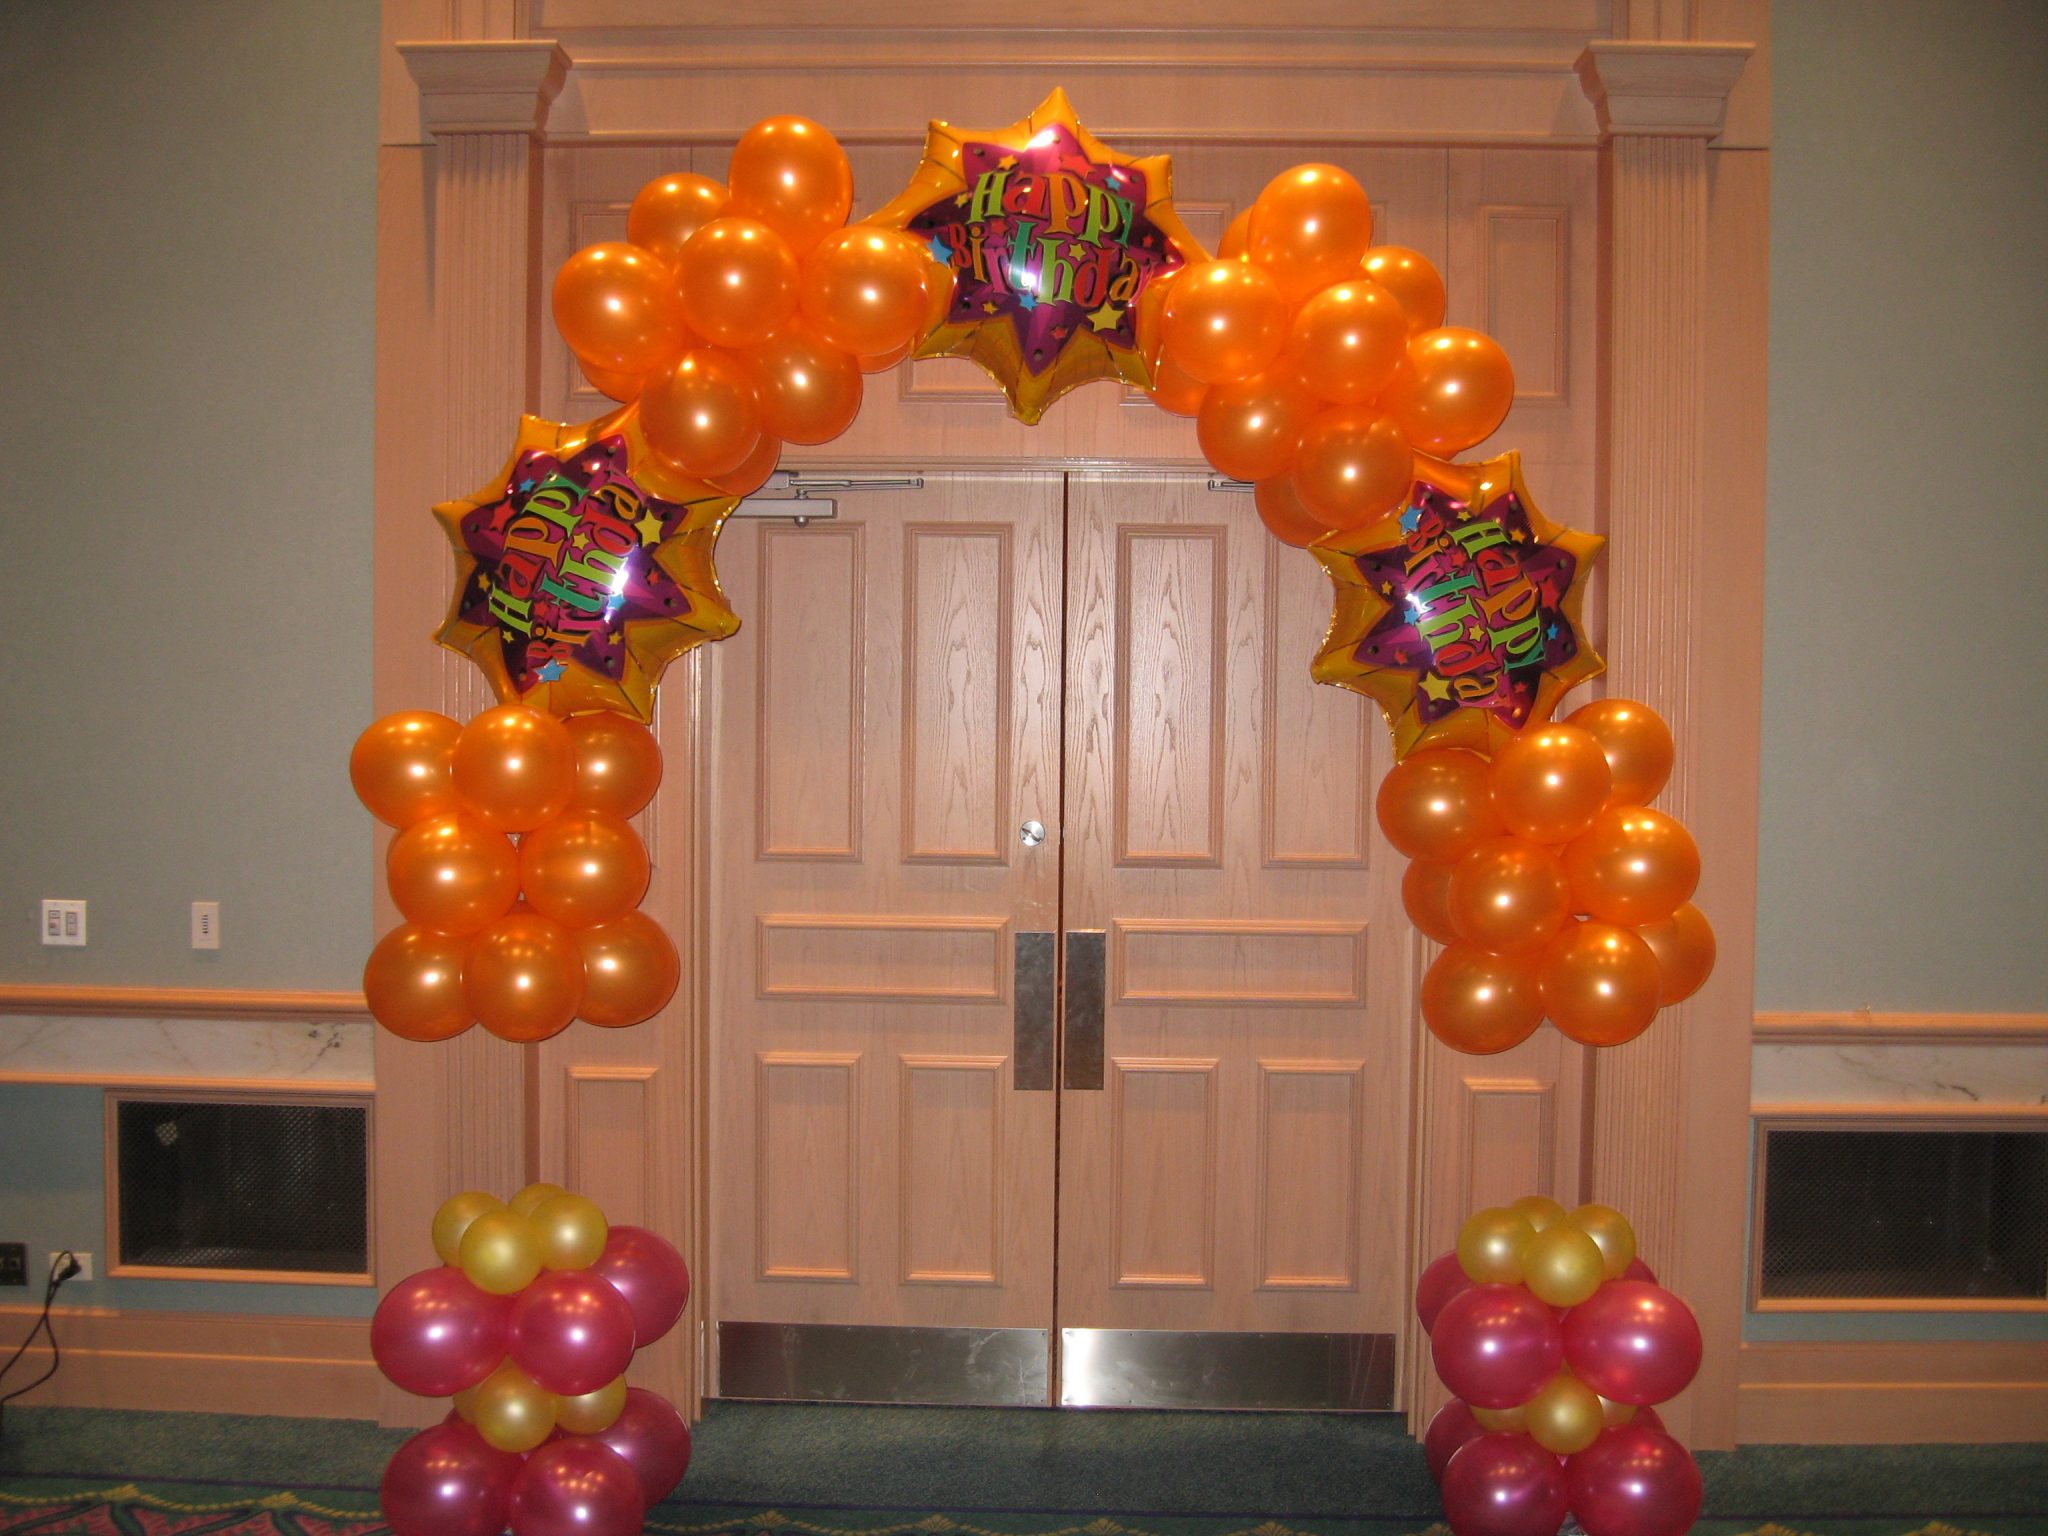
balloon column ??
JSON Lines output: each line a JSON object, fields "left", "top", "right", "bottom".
{"left": 374, "top": 1184, "right": 694, "bottom": 1536}
{"left": 1419, "top": 1198, "right": 1704, "bottom": 1536}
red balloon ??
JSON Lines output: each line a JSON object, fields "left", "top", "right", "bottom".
{"left": 1430, "top": 1284, "right": 1563, "bottom": 1409}
{"left": 590, "top": 1224, "right": 691, "bottom": 1346}
{"left": 1563, "top": 1281, "right": 1702, "bottom": 1406}
{"left": 1623, "top": 1256, "right": 1660, "bottom": 1284}
{"left": 381, "top": 1420, "right": 523, "bottom": 1536}
{"left": 508, "top": 1439, "right": 644, "bottom": 1536}
{"left": 509, "top": 1271, "right": 637, "bottom": 1397}
{"left": 1440, "top": 1433, "right": 1569, "bottom": 1536}
{"left": 1424, "top": 1398, "right": 1484, "bottom": 1484}
{"left": 1565, "top": 1425, "right": 1703, "bottom": 1536}
{"left": 1415, "top": 1249, "right": 1473, "bottom": 1334}
{"left": 593, "top": 1387, "right": 694, "bottom": 1507}
{"left": 371, "top": 1266, "right": 511, "bottom": 1398}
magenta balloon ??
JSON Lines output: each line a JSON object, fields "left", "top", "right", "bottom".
{"left": 1565, "top": 1425, "right": 1703, "bottom": 1536}
{"left": 1623, "top": 1256, "right": 1659, "bottom": 1284}
{"left": 1415, "top": 1250, "right": 1474, "bottom": 1336}
{"left": 1440, "top": 1433, "right": 1568, "bottom": 1536}
{"left": 1423, "top": 1397, "right": 1485, "bottom": 1484}
{"left": 509, "top": 1439, "right": 645, "bottom": 1536}
{"left": 509, "top": 1270, "right": 639, "bottom": 1396}
{"left": 594, "top": 1387, "right": 694, "bottom": 1507}
{"left": 1563, "top": 1281, "right": 1702, "bottom": 1406}
{"left": 590, "top": 1224, "right": 691, "bottom": 1346}
{"left": 1429, "top": 1284, "right": 1564, "bottom": 1409}
{"left": 371, "top": 1266, "right": 512, "bottom": 1398}
{"left": 381, "top": 1420, "right": 523, "bottom": 1536}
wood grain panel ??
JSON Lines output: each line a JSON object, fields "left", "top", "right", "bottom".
{"left": 1115, "top": 527, "right": 1226, "bottom": 865}
{"left": 1257, "top": 1062, "right": 1363, "bottom": 1290}
{"left": 903, "top": 525, "right": 1013, "bottom": 862}
{"left": 1481, "top": 205, "right": 1569, "bottom": 401}
{"left": 755, "top": 1052, "right": 861, "bottom": 1281}
{"left": 1111, "top": 1058, "right": 1217, "bottom": 1288}
{"left": 1114, "top": 920, "right": 1367, "bottom": 1007}
{"left": 756, "top": 916, "right": 1007, "bottom": 1002}
{"left": 898, "top": 1055, "right": 1004, "bottom": 1285}
{"left": 1262, "top": 540, "right": 1372, "bottom": 867}
{"left": 1463, "top": 1076, "right": 1555, "bottom": 1214}
{"left": 756, "top": 523, "right": 864, "bottom": 860}
{"left": 566, "top": 1066, "right": 656, "bottom": 1227}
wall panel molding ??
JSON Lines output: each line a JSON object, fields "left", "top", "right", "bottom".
{"left": 1753, "top": 1010, "right": 2048, "bottom": 1046}
{"left": 1737, "top": 1340, "right": 2048, "bottom": 1445}
{"left": 0, "top": 986, "right": 369, "bottom": 1020}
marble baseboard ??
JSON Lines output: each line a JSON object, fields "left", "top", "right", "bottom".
{"left": 1752, "top": 1040, "right": 2048, "bottom": 1108}
{"left": 0, "top": 1012, "right": 372, "bottom": 1085}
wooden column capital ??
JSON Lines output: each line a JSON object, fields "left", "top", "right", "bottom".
{"left": 398, "top": 39, "right": 569, "bottom": 139}
{"left": 1575, "top": 40, "right": 1752, "bottom": 141}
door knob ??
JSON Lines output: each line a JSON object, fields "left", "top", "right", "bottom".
{"left": 1020, "top": 819, "right": 1046, "bottom": 847}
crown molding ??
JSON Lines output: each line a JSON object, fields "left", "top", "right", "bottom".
{"left": 398, "top": 39, "right": 570, "bottom": 137}
{"left": 1575, "top": 40, "right": 1753, "bottom": 140}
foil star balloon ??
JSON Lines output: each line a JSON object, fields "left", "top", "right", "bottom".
{"left": 1312, "top": 451, "right": 1605, "bottom": 759}
{"left": 869, "top": 88, "right": 1206, "bottom": 424}
{"left": 433, "top": 412, "right": 741, "bottom": 722}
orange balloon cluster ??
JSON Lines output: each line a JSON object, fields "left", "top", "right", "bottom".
{"left": 1154, "top": 163, "right": 1515, "bottom": 545}
{"left": 352, "top": 707, "right": 680, "bottom": 1043}
{"left": 551, "top": 119, "right": 945, "bottom": 495}
{"left": 1380, "top": 699, "right": 1716, "bottom": 1056}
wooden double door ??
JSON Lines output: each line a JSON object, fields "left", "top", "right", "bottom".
{"left": 706, "top": 468, "right": 1412, "bottom": 1407}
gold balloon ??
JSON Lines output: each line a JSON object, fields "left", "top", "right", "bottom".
{"left": 1507, "top": 1194, "right": 1567, "bottom": 1233}
{"left": 1521, "top": 1222, "right": 1608, "bottom": 1308}
{"left": 510, "top": 1182, "right": 569, "bottom": 1218}
{"left": 1470, "top": 1402, "right": 1529, "bottom": 1433}
{"left": 1599, "top": 1393, "right": 1639, "bottom": 1429}
{"left": 451, "top": 1383, "right": 480, "bottom": 1423}
{"left": 1568, "top": 1203, "right": 1638, "bottom": 1279}
{"left": 1525, "top": 1373, "right": 1605, "bottom": 1455}
{"left": 1456, "top": 1206, "right": 1536, "bottom": 1285}
{"left": 1635, "top": 902, "right": 1717, "bottom": 1006}
{"left": 531, "top": 1192, "right": 610, "bottom": 1272}
{"left": 471, "top": 1361, "right": 557, "bottom": 1454}
{"left": 1565, "top": 697, "right": 1675, "bottom": 807}
{"left": 432, "top": 1191, "right": 505, "bottom": 1267}
{"left": 554, "top": 1376, "right": 629, "bottom": 1435}
{"left": 458, "top": 1207, "right": 543, "bottom": 1296}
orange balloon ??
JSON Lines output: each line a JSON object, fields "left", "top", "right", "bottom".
{"left": 1634, "top": 902, "right": 1716, "bottom": 1005}
{"left": 1359, "top": 246, "right": 1446, "bottom": 334}
{"left": 640, "top": 348, "right": 762, "bottom": 478}
{"left": 565, "top": 714, "right": 662, "bottom": 819}
{"left": 450, "top": 704, "right": 577, "bottom": 833}
{"left": 552, "top": 243, "right": 687, "bottom": 376}
{"left": 1252, "top": 475, "right": 1327, "bottom": 548}
{"left": 580, "top": 359, "right": 652, "bottom": 405}
{"left": 1561, "top": 807, "right": 1701, "bottom": 926}
{"left": 1291, "top": 409, "right": 1412, "bottom": 530}
{"left": 726, "top": 115, "right": 852, "bottom": 258}
{"left": 1375, "top": 748, "right": 1504, "bottom": 863}
{"left": 672, "top": 217, "right": 799, "bottom": 349}
{"left": 1218, "top": 207, "right": 1252, "bottom": 260}
{"left": 363, "top": 923, "right": 474, "bottom": 1041}
{"left": 1161, "top": 259, "right": 1289, "bottom": 385}
{"left": 386, "top": 813, "right": 519, "bottom": 935}
{"left": 350, "top": 711, "right": 461, "bottom": 828}
{"left": 738, "top": 322, "right": 863, "bottom": 445}
{"left": 1196, "top": 366, "right": 1317, "bottom": 482}
{"left": 1386, "top": 327, "right": 1516, "bottom": 456}
{"left": 627, "top": 172, "right": 729, "bottom": 263}
{"left": 1400, "top": 858, "right": 1462, "bottom": 945}
{"left": 1246, "top": 163, "right": 1374, "bottom": 303}
{"left": 518, "top": 811, "right": 650, "bottom": 929}
{"left": 1422, "top": 944, "right": 1544, "bottom": 1055}
{"left": 576, "top": 911, "right": 682, "bottom": 1028}
{"left": 1447, "top": 836, "right": 1572, "bottom": 954}
{"left": 1565, "top": 697, "right": 1675, "bottom": 807}
{"left": 1489, "top": 724, "right": 1614, "bottom": 845}
{"left": 1145, "top": 354, "right": 1209, "bottom": 417}
{"left": 1288, "top": 281, "right": 1408, "bottom": 405}
{"left": 706, "top": 430, "right": 784, "bottom": 497}
{"left": 799, "top": 227, "right": 933, "bottom": 357}
{"left": 858, "top": 340, "right": 914, "bottom": 373}
{"left": 1540, "top": 920, "right": 1662, "bottom": 1046}
{"left": 465, "top": 911, "right": 585, "bottom": 1043}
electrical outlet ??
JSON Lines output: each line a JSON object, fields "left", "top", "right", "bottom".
{"left": 191, "top": 900, "right": 220, "bottom": 950}
{"left": 0, "top": 1243, "right": 25, "bottom": 1286}
{"left": 49, "top": 1250, "right": 91, "bottom": 1282}
{"left": 41, "top": 899, "right": 87, "bottom": 946}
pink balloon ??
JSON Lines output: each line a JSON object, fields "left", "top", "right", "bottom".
{"left": 1566, "top": 1425, "right": 1703, "bottom": 1536}
{"left": 371, "top": 1266, "right": 512, "bottom": 1398}
{"left": 1563, "top": 1281, "right": 1702, "bottom": 1406}
{"left": 593, "top": 1386, "right": 694, "bottom": 1507}
{"left": 1415, "top": 1250, "right": 1474, "bottom": 1335}
{"left": 1430, "top": 1284, "right": 1564, "bottom": 1409}
{"left": 1423, "top": 1397, "right": 1484, "bottom": 1484}
{"left": 381, "top": 1420, "right": 522, "bottom": 1536}
{"left": 1440, "top": 1432, "right": 1568, "bottom": 1536}
{"left": 510, "top": 1270, "right": 638, "bottom": 1396}
{"left": 509, "top": 1439, "right": 644, "bottom": 1536}
{"left": 591, "top": 1224, "right": 692, "bottom": 1346}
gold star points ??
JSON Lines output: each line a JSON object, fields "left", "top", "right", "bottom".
{"left": 1086, "top": 301, "right": 1124, "bottom": 333}
{"left": 1420, "top": 673, "right": 1453, "bottom": 702}
{"left": 636, "top": 509, "right": 665, "bottom": 544}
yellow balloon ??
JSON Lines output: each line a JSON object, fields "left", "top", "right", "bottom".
{"left": 1599, "top": 1393, "right": 1639, "bottom": 1429}
{"left": 509, "top": 1181, "right": 569, "bottom": 1219}
{"left": 1470, "top": 1401, "right": 1528, "bottom": 1432}
{"left": 1456, "top": 1207, "right": 1536, "bottom": 1285}
{"left": 458, "top": 1208, "right": 542, "bottom": 1296}
{"left": 472, "top": 1361, "right": 557, "bottom": 1454}
{"left": 532, "top": 1192, "right": 610, "bottom": 1272}
{"left": 1526, "top": 1373, "right": 1605, "bottom": 1455}
{"left": 431, "top": 1191, "right": 504, "bottom": 1268}
{"left": 554, "top": 1376, "right": 629, "bottom": 1435}
{"left": 1569, "top": 1202, "right": 1639, "bottom": 1279}
{"left": 1507, "top": 1194, "right": 1567, "bottom": 1233}
{"left": 451, "top": 1384, "right": 480, "bottom": 1423}
{"left": 1522, "top": 1223, "right": 1608, "bottom": 1308}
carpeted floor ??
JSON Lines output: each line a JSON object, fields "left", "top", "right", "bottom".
{"left": 2, "top": 1403, "right": 2045, "bottom": 1535}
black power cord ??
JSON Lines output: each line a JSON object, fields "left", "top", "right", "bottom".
{"left": 0, "top": 1250, "right": 83, "bottom": 1436}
